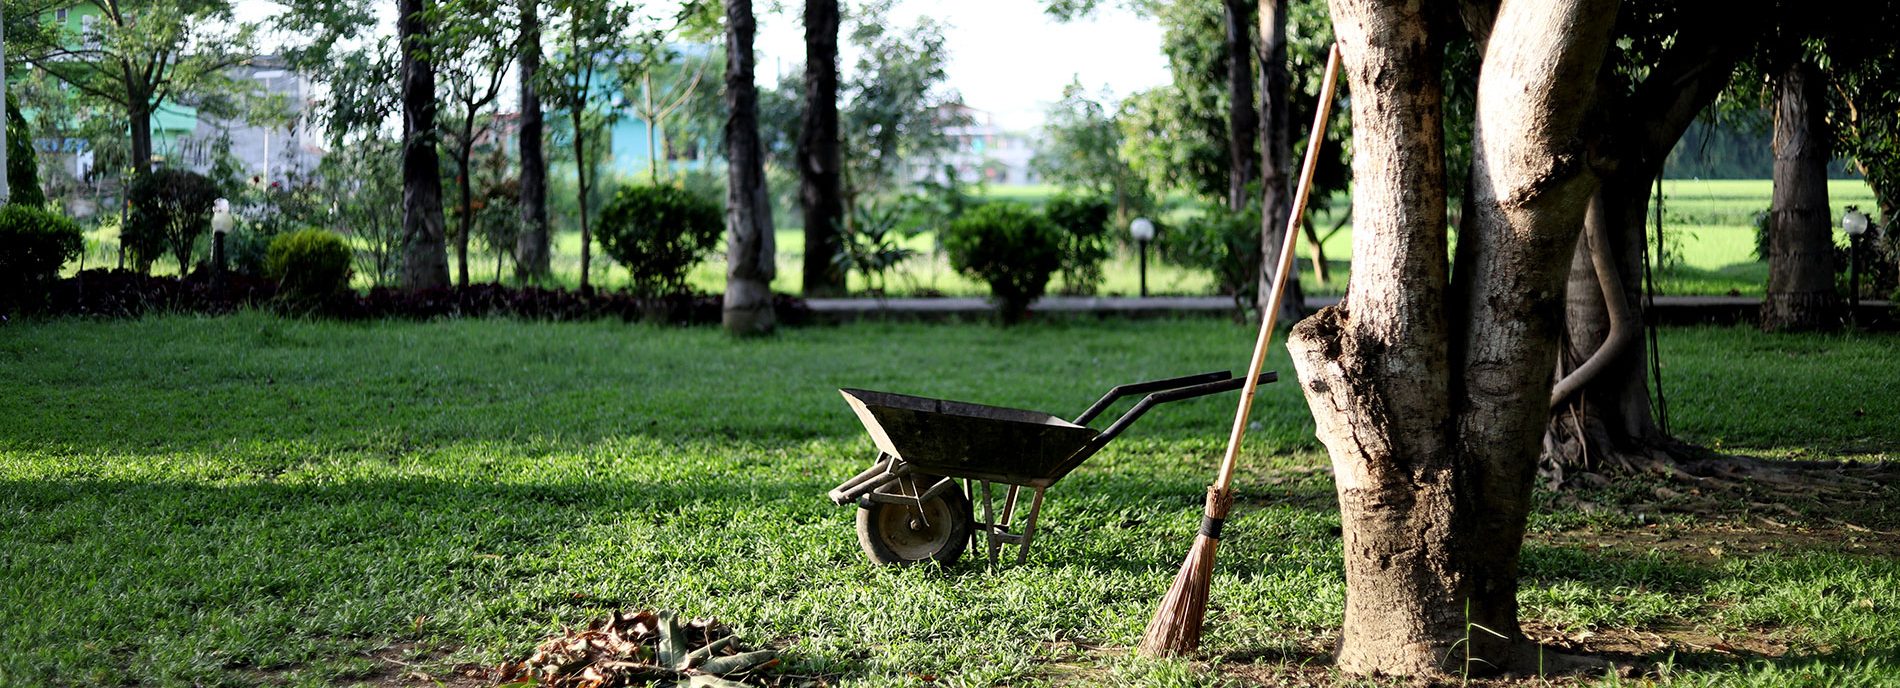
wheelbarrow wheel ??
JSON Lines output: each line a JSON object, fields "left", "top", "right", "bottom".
{"left": 856, "top": 478, "right": 972, "bottom": 566}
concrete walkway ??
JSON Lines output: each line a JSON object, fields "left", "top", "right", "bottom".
{"left": 805, "top": 294, "right": 1894, "bottom": 324}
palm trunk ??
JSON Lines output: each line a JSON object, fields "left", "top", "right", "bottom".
{"left": 798, "top": 0, "right": 845, "bottom": 297}
{"left": 1290, "top": 0, "right": 1616, "bottom": 676}
{"left": 1253, "top": 0, "right": 1303, "bottom": 323}
{"left": 515, "top": 0, "right": 551, "bottom": 282}
{"left": 1762, "top": 58, "right": 1839, "bottom": 331}
{"left": 1222, "top": 0, "right": 1258, "bottom": 212}
{"left": 399, "top": 0, "right": 451, "bottom": 290}
{"left": 723, "top": 0, "right": 776, "bottom": 336}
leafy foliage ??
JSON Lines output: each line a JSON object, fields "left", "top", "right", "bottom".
{"left": 841, "top": 1, "right": 964, "bottom": 200}
{"left": 0, "top": 204, "right": 82, "bottom": 312}
{"left": 1043, "top": 194, "right": 1114, "bottom": 296}
{"left": 834, "top": 200, "right": 918, "bottom": 295}
{"left": 943, "top": 202, "right": 1061, "bottom": 323}
{"left": 265, "top": 229, "right": 353, "bottom": 308}
{"left": 595, "top": 184, "right": 723, "bottom": 296}
{"left": 125, "top": 168, "right": 221, "bottom": 274}
{"left": 1158, "top": 204, "right": 1261, "bottom": 310}
{"left": 5, "top": 100, "right": 46, "bottom": 207}
{"left": 1032, "top": 80, "right": 1149, "bottom": 223}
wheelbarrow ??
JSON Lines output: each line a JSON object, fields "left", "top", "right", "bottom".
{"left": 827, "top": 370, "right": 1277, "bottom": 566}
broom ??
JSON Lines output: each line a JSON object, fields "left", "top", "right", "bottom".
{"left": 1137, "top": 43, "right": 1342, "bottom": 658}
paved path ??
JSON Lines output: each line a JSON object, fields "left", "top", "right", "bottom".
{"left": 804, "top": 294, "right": 1894, "bottom": 322}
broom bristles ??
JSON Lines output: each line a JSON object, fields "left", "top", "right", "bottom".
{"left": 1138, "top": 487, "right": 1232, "bottom": 657}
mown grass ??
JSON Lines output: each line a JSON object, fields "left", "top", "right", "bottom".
{"left": 0, "top": 316, "right": 1895, "bottom": 687}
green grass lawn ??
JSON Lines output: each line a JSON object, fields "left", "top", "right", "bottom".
{"left": 1, "top": 316, "right": 1895, "bottom": 686}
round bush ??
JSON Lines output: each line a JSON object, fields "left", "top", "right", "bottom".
{"left": 1158, "top": 205, "right": 1261, "bottom": 303}
{"left": 596, "top": 185, "right": 724, "bottom": 296}
{"left": 1043, "top": 194, "right": 1114, "bottom": 295}
{"left": 125, "top": 168, "right": 220, "bottom": 274}
{"left": 0, "top": 204, "right": 82, "bottom": 312}
{"left": 265, "top": 229, "right": 353, "bottom": 306}
{"left": 943, "top": 202, "right": 1062, "bottom": 324}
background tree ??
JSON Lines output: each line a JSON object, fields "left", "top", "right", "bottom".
{"left": 839, "top": 2, "right": 960, "bottom": 205}
{"left": 1030, "top": 80, "right": 1149, "bottom": 224}
{"left": 432, "top": 0, "right": 516, "bottom": 287}
{"left": 798, "top": 0, "right": 845, "bottom": 297}
{"left": 515, "top": 0, "right": 552, "bottom": 281}
{"left": 7, "top": 0, "right": 257, "bottom": 176}
{"left": 1287, "top": 0, "right": 1618, "bottom": 676}
{"left": 722, "top": 0, "right": 774, "bottom": 335}
{"left": 542, "top": 0, "right": 637, "bottom": 293}
{"left": 398, "top": 0, "right": 451, "bottom": 289}
{"left": 1219, "top": 0, "right": 1256, "bottom": 211}
{"left": 1762, "top": 56, "right": 1838, "bottom": 330}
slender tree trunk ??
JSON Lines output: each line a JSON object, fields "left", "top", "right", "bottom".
{"left": 723, "top": 0, "right": 776, "bottom": 336}
{"left": 1762, "top": 58, "right": 1839, "bottom": 331}
{"left": 515, "top": 0, "right": 551, "bottom": 282}
{"left": 1254, "top": 0, "right": 1303, "bottom": 323}
{"left": 1222, "top": 0, "right": 1258, "bottom": 212}
{"left": 455, "top": 141, "right": 474, "bottom": 287}
{"left": 574, "top": 105, "right": 592, "bottom": 294}
{"left": 399, "top": 0, "right": 450, "bottom": 290}
{"left": 128, "top": 95, "right": 153, "bottom": 176}
{"left": 798, "top": 0, "right": 845, "bottom": 297}
{"left": 1290, "top": 0, "right": 1616, "bottom": 676}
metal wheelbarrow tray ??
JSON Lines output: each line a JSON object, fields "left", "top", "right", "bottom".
{"left": 827, "top": 369, "right": 1277, "bottom": 566}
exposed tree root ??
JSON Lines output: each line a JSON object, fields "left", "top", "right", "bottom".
{"left": 1542, "top": 409, "right": 1896, "bottom": 498}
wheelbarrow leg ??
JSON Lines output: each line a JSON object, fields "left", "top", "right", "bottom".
{"left": 979, "top": 480, "right": 999, "bottom": 567}
{"left": 1016, "top": 488, "right": 1046, "bottom": 565}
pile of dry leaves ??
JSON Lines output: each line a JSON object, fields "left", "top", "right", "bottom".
{"left": 497, "top": 610, "right": 782, "bottom": 687}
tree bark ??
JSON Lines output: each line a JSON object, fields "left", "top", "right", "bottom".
{"left": 1762, "top": 58, "right": 1839, "bottom": 331}
{"left": 1254, "top": 0, "right": 1303, "bottom": 324}
{"left": 1222, "top": 0, "right": 1259, "bottom": 212}
{"left": 798, "top": 0, "right": 845, "bottom": 297}
{"left": 455, "top": 138, "right": 474, "bottom": 287}
{"left": 399, "top": 0, "right": 451, "bottom": 291}
{"left": 128, "top": 92, "right": 153, "bottom": 176}
{"left": 515, "top": 0, "right": 552, "bottom": 282}
{"left": 1290, "top": 0, "right": 1615, "bottom": 676}
{"left": 723, "top": 0, "right": 777, "bottom": 336}
{"left": 1547, "top": 15, "right": 1753, "bottom": 476}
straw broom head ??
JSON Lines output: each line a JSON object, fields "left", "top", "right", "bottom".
{"left": 1137, "top": 486, "right": 1233, "bottom": 657}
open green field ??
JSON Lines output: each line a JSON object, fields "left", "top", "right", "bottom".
{"left": 1, "top": 316, "right": 1895, "bottom": 686}
{"left": 64, "top": 179, "right": 1880, "bottom": 302}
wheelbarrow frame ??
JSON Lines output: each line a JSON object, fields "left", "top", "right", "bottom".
{"left": 829, "top": 370, "right": 1278, "bottom": 565}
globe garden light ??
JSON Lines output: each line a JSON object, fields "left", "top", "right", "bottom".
{"left": 1130, "top": 217, "right": 1157, "bottom": 242}
{"left": 1843, "top": 208, "right": 1870, "bottom": 237}
{"left": 1130, "top": 217, "right": 1156, "bottom": 297}
{"left": 211, "top": 199, "right": 234, "bottom": 235}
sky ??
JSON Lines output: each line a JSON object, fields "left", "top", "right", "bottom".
{"left": 237, "top": 0, "right": 1170, "bottom": 132}
{"left": 751, "top": 0, "right": 1170, "bottom": 131}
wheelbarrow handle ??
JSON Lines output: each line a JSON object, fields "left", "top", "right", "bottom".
{"left": 1072, "top": 370, "right": 1234, "bottom": 426}
{"left": 1087, "top": 372, "right": 1278, "bottom": 451}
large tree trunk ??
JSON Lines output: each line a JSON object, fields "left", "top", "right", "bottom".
{"left": 798, "top": 0, "right": 845, "bottom": 297}
{"left": 455, "top": 141, "right": 474, "bottom": 287}
{"left": 514, "top": 0, "right": 551, "bottom": 282}
{"left": 1253, "top": 0, "right": 1303, "bottom": 324}
{"left": 723, "top": 0, "right": 776, "bottom": 336}
{"left": 1762, "top": 58, "right": 1839, "bottom": 331}
{"left": 1290, "top": 0, "right": 1615, "bottom": 676}
{"left": 1547, "top": 20, "right": 1751, "bottom": 478}
{"left": 1221, "top": 0, "right": 1258, "bottom": 212}
{"left": 399, "top": 0, "right": 451, "bottom": 291}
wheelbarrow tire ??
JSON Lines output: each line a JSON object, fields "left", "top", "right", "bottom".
{"left": 856, "top": 478, "right": 973, "bottom": 566}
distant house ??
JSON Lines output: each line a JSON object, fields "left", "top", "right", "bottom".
{"left": 911, "top": 104, "right": 1040, "bottom": 187}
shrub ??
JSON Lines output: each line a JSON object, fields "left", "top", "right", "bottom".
{"left": 835, "top": 200, "right": 918, "bottom": 295}
{"left": 7, "top": 101, "right": 46, "bottom": 207}
{"left": 1158, "top": 205, "right": 1261, "bottom": 312}
{"left": 125, "top": 168, "right": 221, "bottom": 274}
{"left": 266, "top": 229, "right": 353, "bottom": 309}
{"left": 1043, "top": 194, "right": 1114, "bottom": 295}
{"left": 943, "top": 202, "right": 1061, "bottom": 324}
{"left": 0, "top": 204, "right": 82, "bottom": 313}
{"left": 595, "top": 184, "right": 724, "bottom": 296}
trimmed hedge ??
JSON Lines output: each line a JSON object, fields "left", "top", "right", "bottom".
{"left": 0, "top": 204, "right": 82, "bottom": 314}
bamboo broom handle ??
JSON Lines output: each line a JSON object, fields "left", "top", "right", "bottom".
{"left": 1214, "top": 43, "right": 1342, "bottom": 492}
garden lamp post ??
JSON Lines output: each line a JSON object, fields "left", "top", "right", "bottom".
{"left": 211, "top": 199, "right": 233, "bottom": 283}
{"left": 1130, "top": 217, "right": 1155, "bottom": 298}
{"left": 1843, "top": 207, "right": 1869, "bottom": 312}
